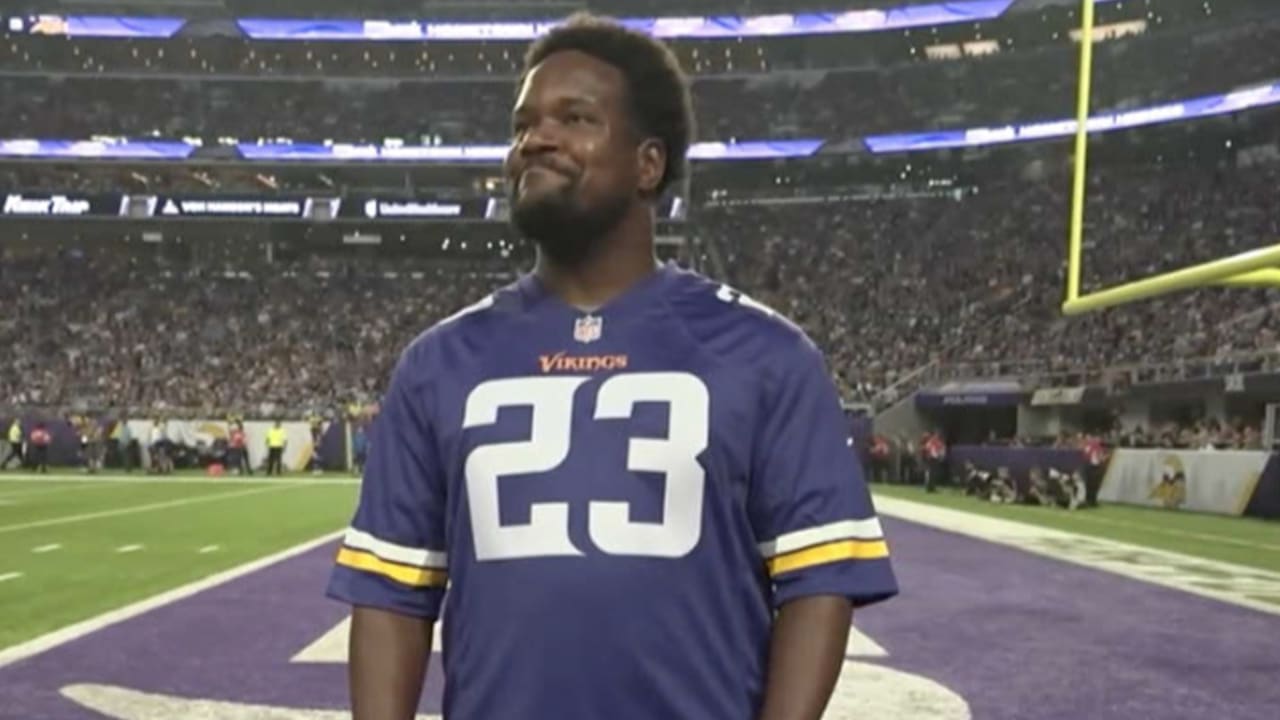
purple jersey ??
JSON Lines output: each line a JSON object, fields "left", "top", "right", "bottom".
{"left": 326, "top": 262, "right": 897, "bottom": 719}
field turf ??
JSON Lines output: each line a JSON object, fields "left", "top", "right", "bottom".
{"left": 0, "top": 473, "right": 358, "bottom": 649}
{"left": 2, "top": 472, "right": 1277, "bottom": 653}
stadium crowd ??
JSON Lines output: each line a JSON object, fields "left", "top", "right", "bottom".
{"left": 711, "top": 161, "right": 1280, "bottom": 401}
{"left": 0, "top": 245, "right": 510, "bottom": 417}
{"left": 2, "top": 160, "right": 1276, "bottom": 417}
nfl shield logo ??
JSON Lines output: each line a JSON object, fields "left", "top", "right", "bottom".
{"left": 573, "top": 314, "right": 603, "bottom": 343}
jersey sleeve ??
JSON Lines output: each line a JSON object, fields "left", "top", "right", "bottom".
{"left": 747, "top": 334, "right": 898, "bottom": 610}
{"left": 326, "top": 344, "right": 449, "bottom": 619}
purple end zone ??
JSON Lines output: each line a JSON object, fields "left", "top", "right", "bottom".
{"left": 1, "top": 517, "right": 1278, "bottom": 719}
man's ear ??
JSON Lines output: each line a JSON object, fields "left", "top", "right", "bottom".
{"left": 636, "top": 138, "right": 666, "bottom": 196}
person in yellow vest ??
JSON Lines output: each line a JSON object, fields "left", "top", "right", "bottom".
{"left": 2, "top": 418, "right": 22, "bottom": 470}
{"left": 266, "top": 421, "right": 287, "bottom": 476}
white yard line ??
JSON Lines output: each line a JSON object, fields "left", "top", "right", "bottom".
{"left": 0, "top": 485, "right": 295, "bottom": 535}
{"left": 197, "top": 545, "right": 220, "bottom": 554}
{"left": 0, "top": 572, "right": 21, "bottom": 583}
{"left": 115, "top": 545, "right": 144, "bottom": 554}
{"left": 32, "top": 543, "right": 61, "bottom": 554}
{"left": 875, "top": 495, "right": 1280, "bottom": 616}
{"left": 0, "top": 529, "right": 344, "bottom": 668}
{"left": 1051, "top": 510, "right": 1280, "bottom": 553}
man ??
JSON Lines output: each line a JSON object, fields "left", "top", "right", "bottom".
{"left": 308, "top": 411, "right": 325, "bottom": 474}
{"left": 922, "top": 430, "right": 947, "bottom": 493}
{"left": 228, "top": 420, "right": 251, "bottom": 476}
{"left": 148, "top": 418, "right": 171, "bottom": 475}
{"left": 1080, "top": 432, "right": 1107, "bottom": 508}
{"left": 327, "top": 14, "right": 897, "bottom": 720}
{"left": 1, "top": 418, "right": 22, "bottom": 470}
{"left": 28, "top": 422, "right": 50, "bottom": 474}
{"left": 265, "top": 420, "right": 287, "bottom": 476}
{"left": 82, "top": 416, "right": 104, "bottom": 474}
{"left": 350, "top": 420, "right": 367, "bottom": 477}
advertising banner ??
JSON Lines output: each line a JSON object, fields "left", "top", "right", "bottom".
{"left": 1099, "top": 449, "right": 1269, "bottom": 516}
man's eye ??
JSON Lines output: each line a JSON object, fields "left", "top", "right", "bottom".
{"left": 565, "top": 112, "right": 588, "bottom": 124}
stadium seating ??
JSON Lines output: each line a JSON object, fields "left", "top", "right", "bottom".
{"left": 3, "top": 161, "right": 1276, "bottom": 414}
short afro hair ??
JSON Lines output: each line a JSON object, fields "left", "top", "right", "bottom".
{"left": 519, "top": 12, "right": 695, "bottom": 197}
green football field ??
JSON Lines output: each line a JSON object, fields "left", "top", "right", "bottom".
{"left": 0, "top": 473, "right": 359, "bottom": 650}
{"left": 1, "top": 472, "right": 1277, "bottom": 653}
{"left": 871, "top": 484, "right": 1280, "bottom": 573}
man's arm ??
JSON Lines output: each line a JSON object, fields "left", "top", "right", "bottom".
{"left": 756, "top": 595, "right": 853, "bottom": 720}
{"left": 349, "top": 606, "right": 434, "bottom": 720}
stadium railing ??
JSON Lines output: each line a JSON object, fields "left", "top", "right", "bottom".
{"left": 927, "top": 349, "right": 1280, "bottom": 389}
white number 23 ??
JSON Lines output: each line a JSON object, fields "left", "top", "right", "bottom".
{"left": 462, "top": 373, "right": 709, "bottom": 561}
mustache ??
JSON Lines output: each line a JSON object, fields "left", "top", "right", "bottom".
{"left": 512, "top": 158, "right": 577, "bottom": 180}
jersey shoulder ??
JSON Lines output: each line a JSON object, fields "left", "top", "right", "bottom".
{"left": 664, "top": 267, "right": 819, "bottom": 367}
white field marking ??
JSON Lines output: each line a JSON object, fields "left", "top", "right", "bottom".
{"left": 115, "top": 545, "right": 144, "bottom": 554}
{"left": 874, "top": 494, "right": 1280, "bottom": 616}
{"left": 61, "top": 658, "right": 969, "bottom": 720}
{"left": 0, "top": 485, "right": 295, "bottom": 535}
{"left": 0, "top": 572, "right": 21, "bottom": 583}
{"left": 197, "top": 545, "right": 220, "bottom": 554}
{"left": 0, "top": 529, "right": 344, "bottom": 668}
{"left": 1043, "top": 509, "right": 1280, "bottom": 553}
{"left": 290, "top": 615, "right": 886, "bottom": 665}
{"left": 32, "top": 543, "right": 61, "bottom": 554}
{"left": 0, "top": 473, "right": 359, "bottom": 487}
{"left": 61, "top": 684, "right": 443, "bottom": 720}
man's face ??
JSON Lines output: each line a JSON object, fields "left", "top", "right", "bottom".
{"left": 504, "top": 50, "right": 640, "bottom": 265}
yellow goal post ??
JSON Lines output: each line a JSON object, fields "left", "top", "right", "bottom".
{"left": 1062, "top": 0, "right": 1280, "bottom": 316}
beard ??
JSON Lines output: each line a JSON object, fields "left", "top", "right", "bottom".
{"left": 509, "top": 177, "right": 630, "bottom": 267}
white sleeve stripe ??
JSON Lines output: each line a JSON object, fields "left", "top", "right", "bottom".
{"left": 343, "top": 528, "right": 447, "bottom": 569}
{"left": 757, "top": 518, "right": 884, "bottom": 558}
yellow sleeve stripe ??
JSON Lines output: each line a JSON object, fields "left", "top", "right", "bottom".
{"left": 336, "top": 547, "right": 448, "bottom": 588}
{"left": 766, "top": 539, "right": 889, "bottom": 577}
